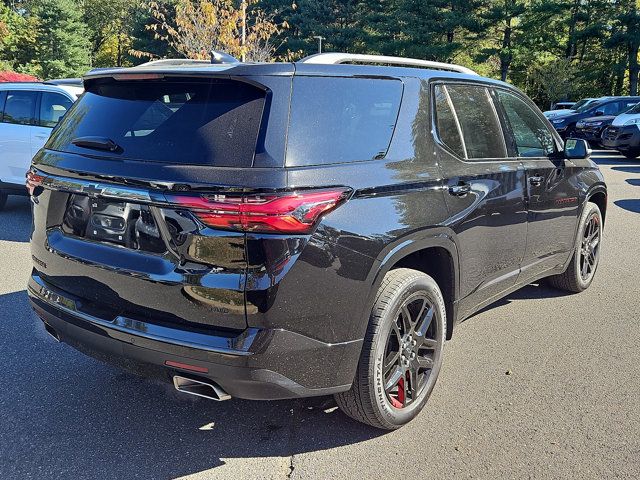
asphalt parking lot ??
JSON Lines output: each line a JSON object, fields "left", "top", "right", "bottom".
{"left": 1, "top": 151, "right": 639, "bottom": 479}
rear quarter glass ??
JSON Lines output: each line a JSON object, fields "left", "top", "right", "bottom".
{"left": 46, "top": 78, "right": 266, "bottom": 167}
{"left": 285, "top": 76, "right": 403, "bottom": 167}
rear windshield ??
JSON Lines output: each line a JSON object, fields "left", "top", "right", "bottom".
{"left": 285, "top": 77, "right": 403, "bottom": 166}
{"left": 47, "top": 78, "right": 266, "bottom": 167}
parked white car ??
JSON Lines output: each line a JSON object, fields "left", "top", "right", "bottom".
{"left": 544, "top": 98, "right": 597, "bottom": 119}
{"left": 0, "top": 80, "right": 83, "bottom": 209}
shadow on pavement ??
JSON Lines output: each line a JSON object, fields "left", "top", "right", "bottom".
{"left": 614, "top": 199, "right": 640, "bottom": 214}
{"left": 626, "top": 179, "right": 640, "bottom": 186}
{"left": 611, "top": 166, "right": 640, "bottom": 174}
{"left": 469, "top": 282, "right": 570, "bottom": 319}
{"left": 0, "top": 196, "right": 31, "bottom": 243}
{"left": 0, "top": 290, "right": 382, "bottom": 480}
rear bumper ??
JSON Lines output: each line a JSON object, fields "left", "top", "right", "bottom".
{"left": 28, "top": 273, "right": 361, "bottom": 400}
{"left": 601, "top": 125, "right": 640, "bottom": 151}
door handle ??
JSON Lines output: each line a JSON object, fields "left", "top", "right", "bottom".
{"left": 529, "top": 175, "right": 544, "bottom": 187}
{"left": 449, "top": 183, "right": 471, "bottom": 196}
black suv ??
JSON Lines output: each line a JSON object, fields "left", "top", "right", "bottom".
{"left": 549, "top": 96, "right": 640, "bottom": 139}
{"left": 27, "top": 53, "right": 607, "bottom": 430}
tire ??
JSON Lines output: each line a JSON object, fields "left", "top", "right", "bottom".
{"left": 621, "top": 149, "right": 639, "bottom": 159}
{"left": 335, "top": 268, "right": 446, "bottom": 430}
{"left": 0, "top": 192, "right": 7, "bottom": 211}
{"left": 546, "top": 202, "right": 602, "bottom": 293}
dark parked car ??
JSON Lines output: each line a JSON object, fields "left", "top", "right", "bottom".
{"left": 573, "top": 102, "right": 639, "bottom": 147}
{"left": 27, "top": 53, "right": 607, "bottom": 430}
{"left": 549, "top": 96, "right": 640, "bottom": 139}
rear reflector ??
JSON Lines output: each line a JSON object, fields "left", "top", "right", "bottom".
{"left": 166, "top": 188, "right": 351, "bottom": 234}
{"left": 164, "top": 360, "right": 209, "bottom": 374}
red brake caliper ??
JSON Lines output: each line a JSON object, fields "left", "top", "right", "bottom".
{"left": 391, "top": 377, "right": 405, "bottom": 408}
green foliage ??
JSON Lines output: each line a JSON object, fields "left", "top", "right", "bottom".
{"left": 31, "top": 0, "right": 91, "bottom": 78}
{"left": 0, "top": 0, "right": 639, "bottom": 102}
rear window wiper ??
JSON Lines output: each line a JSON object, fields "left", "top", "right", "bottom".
{"left": 71, "top": 136, "right": 121, "bottom": 153}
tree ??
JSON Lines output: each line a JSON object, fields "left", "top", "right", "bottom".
{"left": 83, "top": 0, "right": 137, "bottom": 67}
{"left": 530, "top": 57, "right": 577, "bottom": 107}
{"left": 475, "top": 0, "right": 527, "bottom": 82}
{"left": 609, "top": 0, "right": 640, "bottom": 95}
{"left": 140, "top": 0, "right": 283, "bottom": 61}
{"left": 31, "top": 0, "right": 91, "bottom": 78}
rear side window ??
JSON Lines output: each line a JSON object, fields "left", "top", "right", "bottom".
{"left": 39, "top": 92, "right": 73, "bottom": 128}
{"left": 496, "top": 90, "right": 555, "bottom": 157}
{"left": 286, "top": 77, "right": 402, "bottom": 166}
{"left": 434, "top": 84, "right": 465, "bottom": 158}
{"left": 445, "top": 84, "right": 506, "bottom": 159}
{"left": 48, "top": 78, "right": 266, "bottom": 166}
{"left": 2, "top": 90, "right": 38, "bottom": 125}
{"left": 0, "top": 91, "right": 6, "bottom": 117}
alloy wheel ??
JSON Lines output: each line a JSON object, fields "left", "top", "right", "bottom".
{"left": 580, "top": 213, "right": 600, "bottom": 281}
{"left": 383, "top": 293, "right": 441, "bottom": 409}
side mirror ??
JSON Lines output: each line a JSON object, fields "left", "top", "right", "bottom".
{"left": 565, "top": 138, "right": 591, "bottom": 160}
{"left": 594, "top": 110, "right": 604, "bottom": 116}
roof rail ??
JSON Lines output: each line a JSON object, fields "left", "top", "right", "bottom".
{"left": 140, "top": 58, "right": 211, "bottom": 67}
{"left": 298, "top": 53, "right": 478, "bottom": 75}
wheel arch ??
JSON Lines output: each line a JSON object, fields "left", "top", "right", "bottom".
{"left": 364, "top": 232, "right": 460, "bottom": 341}
{"left": 586, "top": 188, "right": 607, "bottom": 225}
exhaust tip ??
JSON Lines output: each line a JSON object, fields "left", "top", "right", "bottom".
{"left": 173, "top": 375, "right": 231, "bottom": 401}
{"left": 43, "top": 322, "right": 60, "bottom": 342}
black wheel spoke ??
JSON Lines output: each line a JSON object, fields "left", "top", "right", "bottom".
{"left": 391, "top": 321, "right": 402, "bottom": 342}
{"left": 383, "top": 350, "right": 400, "bottom": 374}
{"left": 415, "top": 305, "right": 434, "bottom": 338}
{"left": 400, "top": 306, "right": 412, "bottom": 333}
{"left": 407, "top": 367, "right": 417, "bottom": 402}
{"left": 419, "top": 338, "right": 438, "bottom": 349}
{"left": 416, "top": 355, "right": 434, "bottom": 369}
{"left": 385, "top": 365, "right": 403, "bottom": 392}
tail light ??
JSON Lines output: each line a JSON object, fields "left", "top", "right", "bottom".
{"left": 166, "top": 188, "right": 351, "bottom": 234}
{"left": 26, "top": 170, "right": 44, "bottom": 195}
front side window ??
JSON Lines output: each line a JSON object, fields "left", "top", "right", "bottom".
{"left": 2, "top": 90, "right": 37, "bottom": 125}
{"left": 39, "top": 92, "right": 73, "bottom": 128}
{"left": 594, "top": 102, "right": 619, "bottom": 116}
{"left": 445, "top": 84, "right": 506, "bottom": 159}
{"left": 434, "top": 84, "right": 465, "bottom": 158}
{"left": 497, "top": 90, "right": 555, "bottom": 157}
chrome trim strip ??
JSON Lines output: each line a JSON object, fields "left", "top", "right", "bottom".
{"left": 28, "top": 275, "right": 254, "bottom": 356}
{"left": 35, "top": 169, "right": 155, "bottom": 204}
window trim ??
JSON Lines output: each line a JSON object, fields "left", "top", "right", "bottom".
{"left": 0, "top": 91, "right": 6, "bottom": 120}
{"left": 430, "top": 79, "right": 511, "bottom": 162}
{"left": 434, "top": 84, "right": 467, "bottom": 158}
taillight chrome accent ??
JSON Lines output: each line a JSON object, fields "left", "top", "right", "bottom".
{"left": 26, "top": 170, "right": 44, "bottom": 196}
{"left": 165, "top": 188, "right": 351, "bottom": 234}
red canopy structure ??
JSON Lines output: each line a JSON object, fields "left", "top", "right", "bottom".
{"left": 0, "top": 71, "right": 39, "bottom": 82}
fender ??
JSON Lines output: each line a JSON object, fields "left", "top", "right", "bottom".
{"left": 356, "top": 226, "right": 461, "bottom": 341}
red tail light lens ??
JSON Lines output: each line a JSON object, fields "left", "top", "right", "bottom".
{"left": 26, "top": 170, "right": 44, "bottom": 195}
{"left": 166, "top": 188, "right": 351, "bottom": 233}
